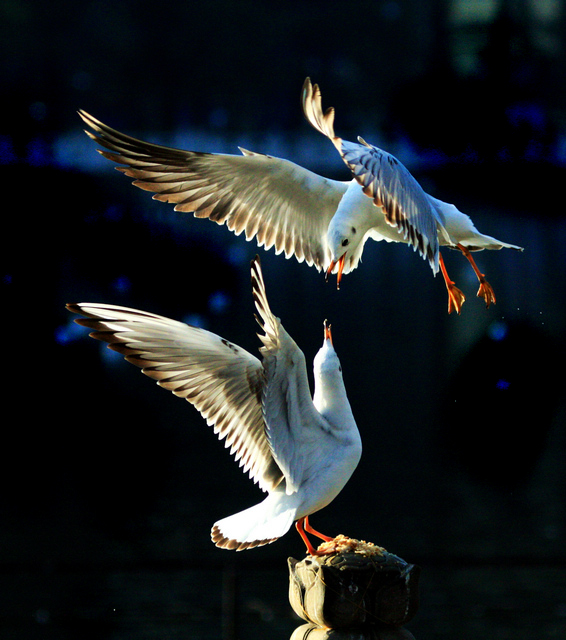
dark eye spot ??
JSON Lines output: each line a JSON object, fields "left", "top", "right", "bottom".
{"left": 341, "top": 238, "right": 349, "bottom": 247}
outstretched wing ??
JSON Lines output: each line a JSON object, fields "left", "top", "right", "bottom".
{"left": 250, "top": 257, "right": 333, "bottom": 494}
{"left": 79, "top": 110, "right": 348, "bottom": 272}
{"left": 302, "top": 78, "right": 441, "bottom": 272}
{"left": 67, "top": 300, "right": 283, "bottom": 493}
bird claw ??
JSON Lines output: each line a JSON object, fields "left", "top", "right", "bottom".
{"left": 439, "top": 252, "right": 465, "bottom": 314}
{"left": 477, "top": 279, "right": 496, "bottom": 308}
{"left": 447, "top": 284, "right": 466, "bottom": 315}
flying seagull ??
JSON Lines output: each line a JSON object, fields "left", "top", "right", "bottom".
{"left": 79, "top": 79, "right": 522, "bottom": 313}
{"left": 67, "top": 256, "right": 362, "bottom": 553}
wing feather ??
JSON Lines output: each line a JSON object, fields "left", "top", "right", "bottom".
{"left": 67, "top": 301, "right": 283, "bottom": 492}
{"left": 79, "top": 110, "right": 348, "bottom": 271}
{"left": 302, "top": 78, "right": 441, "bottom": 272}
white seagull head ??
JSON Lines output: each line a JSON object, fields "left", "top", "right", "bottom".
{"left": 313, "top": 320, "right": 340, "bottom": 375}
{"left": 325, "top": 223, "right": 355, "bottom": 287}
{"left": 312, "top": 320, "right": 353, "bottom": 423}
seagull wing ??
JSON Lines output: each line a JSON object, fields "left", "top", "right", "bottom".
{"left": 79, "top": 110, "right": 348, "bottom": 272}
{"left": 66, "top": 302, "right": 284, "bottom": 493}
{"left": 302, "top": 78, "right": 440, "bottom": 272}
{"left": 250, "top": 258, "right": 333, "bottom": 494}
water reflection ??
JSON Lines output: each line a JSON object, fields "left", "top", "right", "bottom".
{"left": 290, "top": 622, "right": 415, "bottom": 639}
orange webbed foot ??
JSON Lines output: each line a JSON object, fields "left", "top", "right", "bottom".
{"left": 439, "top": 252, "right": 466, "bottom": 314}
{"left": 477, "top": 278, "right": 496, "bottom": 308}
{"left": 457, "top": 243, "right": 497, "bottom": 309}
{"left": 446, "top": 283, "right": 466, "bottom": 315}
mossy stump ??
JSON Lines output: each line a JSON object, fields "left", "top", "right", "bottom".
{"left": 288, "top": 535, "right": 420, "bottom": 630}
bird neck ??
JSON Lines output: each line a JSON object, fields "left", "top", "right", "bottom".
{"left": 332, "top": 184, "right": 375, "bottom": 234}
{"left": 313, "top": 371, "right": 356, "bottom": 432}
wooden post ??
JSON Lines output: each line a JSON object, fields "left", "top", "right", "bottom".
{"left": 288, "top": 536, "right": 420, "bottom": 631}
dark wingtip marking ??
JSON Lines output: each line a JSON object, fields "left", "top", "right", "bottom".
{"left": 211, "top": 525, "right": 277, "bottom": 552}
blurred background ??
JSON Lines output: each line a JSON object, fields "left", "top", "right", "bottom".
{"left": 2, "top": 0, "right": 566, "bottom": 638}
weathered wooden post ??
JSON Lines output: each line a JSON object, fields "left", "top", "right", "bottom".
{"left": 288, "top": 536, "right": 420, "bottom": 634}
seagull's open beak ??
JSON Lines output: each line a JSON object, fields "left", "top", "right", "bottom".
{"left": 325, "top": 255, "right": 346, "bottom": 290}
{"left": 323, "top": 319, "right": 333, "bottom": 345}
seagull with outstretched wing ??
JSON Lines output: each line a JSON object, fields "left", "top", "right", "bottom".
{"left": 67, "top": 256, "right": 362, "bottom": 554}
{"left": 301, "top": 79, "right": 523, "bottom": 313}
{"left": 79, "top": 78, "right": 522, "bottom": 313}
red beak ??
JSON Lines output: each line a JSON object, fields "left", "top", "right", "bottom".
{"left": 325, "top": 255, "right": 346, "bottom": 289}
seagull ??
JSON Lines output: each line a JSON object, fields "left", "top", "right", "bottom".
{"left": 78, "top": 78, "right": 522, "bottom": 313}
{"left": 67, "top": 256, "right": 362, "bottom": 554}
{"left": 301, "top": 79, "right": 524, "bottom": 313}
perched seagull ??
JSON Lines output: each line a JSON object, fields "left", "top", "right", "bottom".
{"left": 79, "top": 78, "right": 522, "bottom": 313}
{"left": 67, "top": 256, "right": 362, "bottom": 554}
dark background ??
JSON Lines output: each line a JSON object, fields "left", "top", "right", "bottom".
{"left": 2, "top": 1, "right": 566, "bottom": 638}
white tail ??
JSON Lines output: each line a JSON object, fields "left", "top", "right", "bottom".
{"left": 211, "top": 493, "right": 297, "bottom": 551}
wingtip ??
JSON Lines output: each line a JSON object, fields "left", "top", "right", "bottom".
{"left": 77, "top": 109, "right": 95, "bottom": 126}
{"left": 66, "top": 302, "right": 91, "bottom": 321}
{"left": 250, "top": 255, "right": 269, "bottom": 315}
{"left": 77, "top": 109, "right": 104, "bottom": 140}
{"left": 250, "top": 255, "right": 263, "bottom": 292}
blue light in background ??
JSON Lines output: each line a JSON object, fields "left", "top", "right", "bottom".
{"left": 55, "top": 320, "right": 86, "bottom": 346}
{"left": 208, "top": 290, "right": 230, "bottom": 315}
{"left": 0, "top": 136, "right": 16, "bottom": 164}
{"left": 112, "top": 274, "right": 132, "bottom": 295}
{"left": 226, "top": 244, "right": 249, "bottom": 266}
{"left": 487, "top": 320, "right": 509, "bottom": 341}
{"left": 496, "top": 379, "right": 511, "bottom": 391}
{"left": 182, "top": 313, "right": 207, "bottom": 329}
{"left": 27, "top": 138, "right": 51, "bottom": 166}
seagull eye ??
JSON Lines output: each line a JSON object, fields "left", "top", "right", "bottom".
{"left": 341, "top": 238, "right": 349, "bottom": 247}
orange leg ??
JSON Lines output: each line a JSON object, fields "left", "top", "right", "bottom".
{"left": 304, "top": 516, "right": 333, "bottom": 542}
{"left": 439, "top": 252, "right": 466, "bottom": 314}
{"left": 295, "top": 516, "right": 334, "bottom": 555}
{"left": 295, "top": 517, "right": 318, "bottom": 555}
{"left": 457, "top": 243, "right": 496, "bottom": 308}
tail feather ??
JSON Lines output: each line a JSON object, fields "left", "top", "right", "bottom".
{"left": 429, "top": 195, "right": 524, "bottom": 251}
{"left": 211, "top": 494, "right": 297, "bottom": 551}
